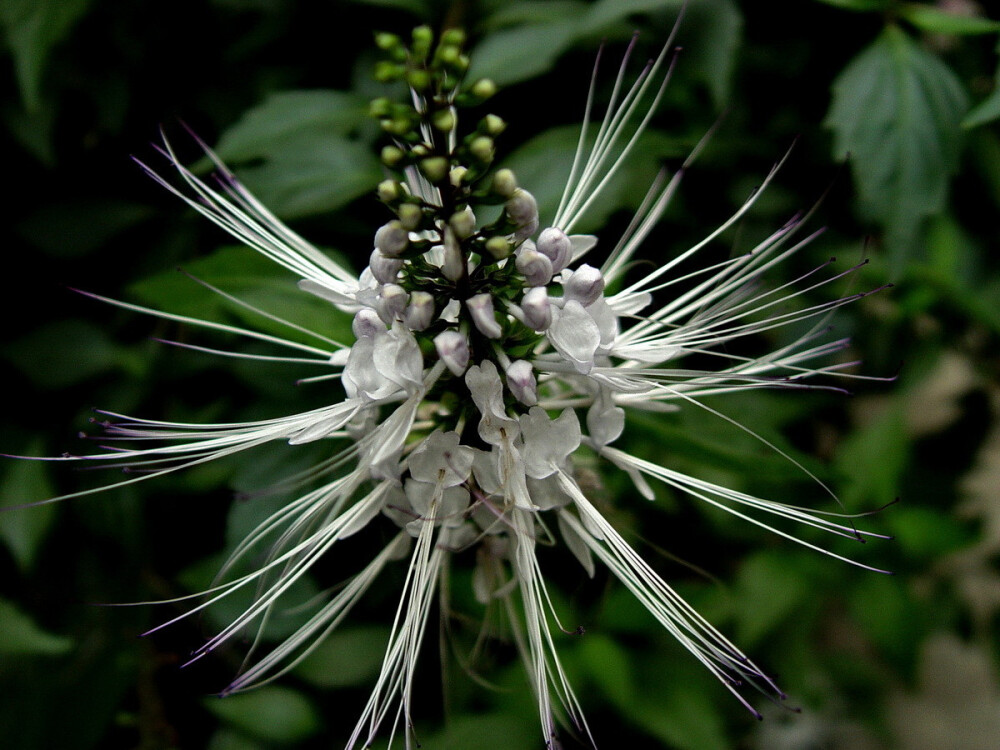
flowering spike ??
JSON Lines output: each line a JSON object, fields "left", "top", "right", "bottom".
{"left": 22, "top": 21, "right": 894, "bottom": 750}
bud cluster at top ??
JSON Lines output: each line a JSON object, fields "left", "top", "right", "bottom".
{"left": 359, "top": 26, "right": 603, "bottom": 430}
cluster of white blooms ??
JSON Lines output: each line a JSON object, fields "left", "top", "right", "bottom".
{"left": 32, "top": 23, "right": 891, "bottom": 750}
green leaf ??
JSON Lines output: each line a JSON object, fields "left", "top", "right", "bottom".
{"left": 888, "top": 506, "right": 976, "bottom": 558}
{"left": 482, "top": 1, "right": 589, "bottom": 29}
{"left": 17, "top": 200, "right": 154, "bottom": 258}
{"left": 212, "top": 90, "right": 380, "bottom": 219}
{"left": 899, "top": 3, "right": 1000, "bottom": 35}
{"left": 733, "top": 551, "right": 811, "bottom": 646}
{"left": 0, "top": 0, "right": 94, "bottom": 111}
{"left": 0, "top": 441, "right": 56, "bottom": 571}
{"left": 417, "top": 713, "right": 538, "bottom": 750}
{"left": 294, "top": 626, "right": 391, "bottom": 688}
{"left": 0, "top": 599, "right": 72, "bottom": 656}
{"left": 215, "top": 90, "right": 370, "bottom": 162}
{"left": 467, "top": 19, "right": 581, "bottom": 87}
{"left": 577, "top": 633, "right": 635, "bottom": 711}
{"left": 204, "top": 686, "right": 321, "bottom": 744}
{"left": 813, "top": 0, "right": 888, "bottom": 10}
{"left": 963, "top": 84, "right": 1000, "bottom": 129}
{"left": 581, "top": 0, "right": 742, "bottom": 107}
{"left": 3, "top": 319, "right": 143, "bottom": 389}
{"left": 128, "top": 245, "right": 354, "bottom": 348}
{"left": 834, "top": 401, "right": 908, "bottom": 508}
{"left": 825, "top": 26, "right": 968, "bottom": 269}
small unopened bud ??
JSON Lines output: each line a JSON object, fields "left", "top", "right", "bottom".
{"left": 506, "top": 188, "right": 538, "bottom": 228}
{"left": 492, "top": 168, "right": 517, "bottom": 198}
{"left": 506, "top": 360, "right": 538, "bottom": 406}
{"left": 449, "top": 208, "right": 477, "bottom": 240}
{"left": 441, "top": 28, "right": 466, "bottom": 46}
{"left": 397, "top": 203, "right": 423, "bottom": 231}
{"left": 469, "top": 136, "right": 494, "bottom": 163}
{"left": 378, "top": 283, "right": 409, "bottom": 322}
{"left": 484, "top": 236, "right": 511, "bottom": 260}
{"left": 375, "top": 221, "right": 409, "bottom": 257}
{"left": 434, "top": 330, "right": 470, "bottom": 376}
{"left": 374, "top": 61, "right": 404, "bottom": 83}
{"left": 536, "top": 227, "right": 572, "bottom": 273}
{"left": 563, "top": 264, "right": 605, "bottom": 307}
{"left": 437, "top": 44, "right": 460, "bottom": 65}
{"left": 515, "top": 249, "right": 553, "bottom": 287}
{"left": 405, "top": 68, "right": 431, "bottom": 92}
{"left": 353, "top": 308, "right": 385, "bottom": 338}
{"left": 449, "top": 166, "right": 468, "bottom": 187}
{"left": 480, "top": 114, "right": 505, "bottom": 136}
{"left": 369, "top": 249, "right": 404, "bottom": 284}
{"left": 375, "top": 32, "right": 401, "bottom": 51}
{"left": 420, "top": 156, "right": 449, "bottom": 183}
{"left": 432, "top": 109, "right": 455, "bottom": 132}
{"left": 441, "top": 227, "right": 465, "bottom": 282}
{"left": 377, "top": 179, "right": 401, "bottom": 203}
{"left": 466, "top": 294, "right": 502, "bottom": 339}
{"left": 411, "top": 26, "right": 433, "bottom": 58}
{"left": 380, "top": 145, "right": 404, "bottom": 167}
{"left": 369, "top": 98, "right": 392, "bottom": 118}
{"left": 521, "top": 287, "right": 552, "bottom": 331}
{"left": 404, "top": 291, "right": 434, "bottom": 331}
{"left": 471, "top": 78, "right": 497, "bottom": 100}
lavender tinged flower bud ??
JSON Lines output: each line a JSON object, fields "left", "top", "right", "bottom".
{"left": 521, "top": 286, "right": 552, "bottom": 331}
{"left": 506, "top": 360, "right": 537, "bottom": 406}
{"left": 353, "top": 308, "right": 384, "bottom": 339}
{"left": 466, "top": 293, "right": 502, "bottom": 339}
{"left": 441, "top": 227, "right": 465, "bottom": 282}
{"left": 378, "top": 283, "right": 408, "bottom": 322}
{"left": 434, "top": 330, "right": 470, "bottom": 376}
{"left": 563, "top": 264, "right": 605, "bottom": 307}
{"left": 515, "top": 248, "right": 553, "bottom": 287}
{"left": 506, "top": 188, "right": 538, "bottom": 231}
{"left": 404, "top": 291, "right": 434, "bottom": 331}
{"left": 375, "top": 220, "right": 409, "bottom": 257}
{"left": 369, "top": 249, "right": 403, "bottom": 284}
{"left": 537, "top": 227, "right": 572, "bottom": 273}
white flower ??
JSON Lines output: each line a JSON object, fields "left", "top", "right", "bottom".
{"left": 27, "top": 24, "right": 892, "bottom": 750}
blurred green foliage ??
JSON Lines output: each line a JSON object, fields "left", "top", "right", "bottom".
{"left": 3, "top": 0, "right": 1000, "bottom": 748}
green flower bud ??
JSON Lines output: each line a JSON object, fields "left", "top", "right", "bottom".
{"left": 381, "top": 145, "right": 405, "bottom": 167}
{"left": 397, "top": 203, "right": 423, "bottom": 231}
{"left": 492, "top": 168, "right": 517, "bottom": 198}
{"left": 375, "top": 32, "right": 401, "bottom": 51}
{"left": 469, "top": 136, "right": 494, "bottom": 163}
{"left": 432, "top": 109, "right": 456, "bottom": 132}
{"left": 420, "top": 156, "right": 449, "bottom": 183}
{"left": 405, "top": 68, "right": 431, "bottom": 92}
{"left": 377, "top": 179, "right": 401, "bottom": 203}
{"left": 369, "top": 97, "right": 393, "bottom": 118}
{"left": 449, "top": 208, "right": 476, "bottom": 240}
{"left": 449, "top": 166, "right": 468, "bottom": 187}
{"left": 437, "top": 44, "right": 460, "bottom": 65}
{"left": 481, "top": 114, "right": 506, "bottom": 136}
{"left": 484, "top": 236, "right": 512, "bottom": 260}
{"left": 470, "top": 78, "right": 497, "bottom": 100}
{"left": 411, "top": 26, "right": 433, "bottom": 59}
{"left": 374, "top": 61, "right": 404, "bottom": 83}
{"left": 441, "top": 28, "right": 466, "bottom": 47}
